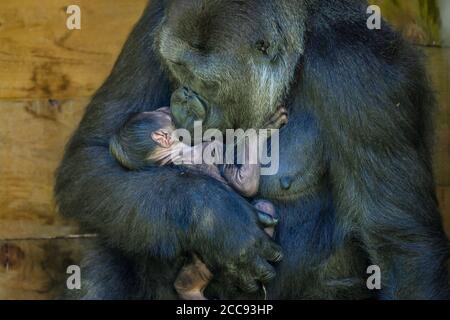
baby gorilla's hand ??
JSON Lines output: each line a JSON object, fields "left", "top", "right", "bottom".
{"left": 171, "top": 87, "right": 207, "bottom": 133}
{"left": 264, "top": 107, "right": 288, "bottom": 130}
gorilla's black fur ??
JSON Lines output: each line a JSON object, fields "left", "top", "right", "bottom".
{"left": 55, "top": 0, "right": 449, "bottom": 299}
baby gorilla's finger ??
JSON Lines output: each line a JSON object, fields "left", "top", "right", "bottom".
{"left": 269, "top": 107, "right": 288, "bottom": 120}
{"left": 257, "top": 211, "right": 279, "bottom": 228}
{"left": 275, "top": 107, "right": 288, "bottom": 117}
{"left": 263, "top": 113, "right": 289, "bottom": 133}
{"left": 272, "top": 114, "right": 288, "bottom": 129}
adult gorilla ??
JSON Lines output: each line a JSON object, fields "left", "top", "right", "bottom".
{"left": 55, "top": 0, "right": 449, "bottom": 299}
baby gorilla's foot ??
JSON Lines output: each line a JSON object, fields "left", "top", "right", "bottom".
{"left": 171, "top": 87, "right": 207, "bottom": 133}
{"left": 174, "top": 254, "right": 212, "bottom": 300}
{"left": 177, "top": 290, "right": 208, "bottom": 301}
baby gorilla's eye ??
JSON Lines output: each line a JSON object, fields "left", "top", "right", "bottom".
{"left": 256, "top": 40, "right": 271, "bottom": 55}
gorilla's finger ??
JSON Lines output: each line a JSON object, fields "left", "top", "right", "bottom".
{"left": 254, "top": 258, "right": 277, "bottom": 283}
{"left": 257, "top": 211, "right": 279, "bottom": 228}
{"left": 206, "top": 271, "right": 243, "bottom": 300}
{"left": 260, "top": 240, "right": 283, "bottom": 263}
{"left": 236, "top": 273, "right": 261, "bottom": 293}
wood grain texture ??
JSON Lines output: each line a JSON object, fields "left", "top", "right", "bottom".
{"left": 0, "top": 0, "right": 148, "bottom": 99}
{"left": 0, "top": 238, "right": 93, "bottom": 299}
{"left": 437, "top": 187, "right": 450, "bottom": 235}
{"left": 424, "top": 47, "right": 450, "bottom": 186}
{"left": 0, "top": 99, "right": 87, "bottom": 239}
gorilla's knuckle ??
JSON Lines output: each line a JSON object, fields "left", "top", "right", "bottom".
{"left": 260, "top": 268, "right": 276, "bottom": 283}
{"left": 241, "top": 281, "right": 260, "bottom": 293}
{"left": 266, "top": 243, "right": 283, "bottom": 262}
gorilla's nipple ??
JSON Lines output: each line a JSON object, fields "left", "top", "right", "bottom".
{"left": 280, "top": 176, "right": 294, "bottom": 190}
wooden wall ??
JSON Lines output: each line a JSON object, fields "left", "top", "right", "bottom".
{"left": 0, "top": 0, "right": 449, "bottom": 299}
{"left": 0, "top": 0, "right": 149, "bottom": 299}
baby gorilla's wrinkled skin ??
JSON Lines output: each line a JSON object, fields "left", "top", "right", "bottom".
{"left": 109, "top": 91, "right": 286, "bottom": 300}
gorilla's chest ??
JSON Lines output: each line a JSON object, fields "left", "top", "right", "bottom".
{"left": 258, "top": 111, "right": 325, "bottom": 202}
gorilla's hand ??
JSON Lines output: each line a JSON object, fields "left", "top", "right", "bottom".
{"left": 186, "top": 180, "right": 282, "bottom": 295}
{"left": 171, "top": 87, "right": 229, "bottom": 134}
{"left": 56, "top": 143, "right": 280, "bottom": 296}
{"left": 171, "top": 87, "right": 207, "bottom": 134}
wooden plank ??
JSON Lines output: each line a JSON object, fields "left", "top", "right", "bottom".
{"left": 424, "top": 47, "right": 450, "bottom": 186}
{"left": 437, "top": 186, "right": 450, "bottom": 236}
{"left": 0, "top": 99, "right": 87, "bottom": 239}
{"left": 0, "top": 238, "right": 93, "bottom": 300}
{"left": 0, "top": 0, "right": 148, "bottom": 100}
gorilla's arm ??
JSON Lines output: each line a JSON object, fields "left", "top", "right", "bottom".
{"left": 55, "top": 0, "right": 281, "bottom": 295}
{"left": 301, "top": 2, "right": 449, "bottom": 299}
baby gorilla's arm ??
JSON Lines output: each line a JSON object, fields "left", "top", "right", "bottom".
{"left": 264, "top": 107, "right": 288, "bottom": 132}
{"left": 222, "top": 107, "right": 288, "bottom": 198}
{"left": 222, "top": 163, "right": 261, "bottom": 198}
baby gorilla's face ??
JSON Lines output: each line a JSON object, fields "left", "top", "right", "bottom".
{"left": 156, "top": 0, "right": 306, "bottom": 130}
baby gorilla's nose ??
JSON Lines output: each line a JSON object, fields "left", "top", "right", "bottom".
{"left": 280, "top": 176, "right": 294, "bottom": 190}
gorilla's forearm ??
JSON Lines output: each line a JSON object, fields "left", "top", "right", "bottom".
{"left": 56, "top": 136, "right": 281, "bottom": 292}
{"left": 53, "top": 0, "right": 180, "bottom": 255}
{"left": 55, "top": 144, "right": 197, "bottom": 256}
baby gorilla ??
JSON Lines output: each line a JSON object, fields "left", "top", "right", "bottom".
{"left": 110, "top": 89, "right": 287, "bottom": 300}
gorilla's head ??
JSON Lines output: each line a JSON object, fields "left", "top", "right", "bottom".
{"left": 155, "top": 0, "right": 306, "bottom": 130}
